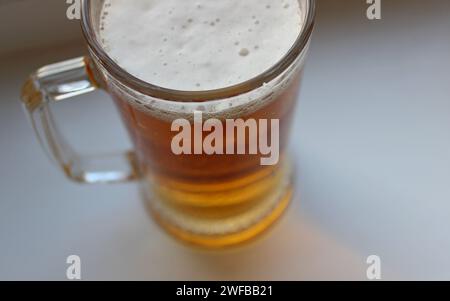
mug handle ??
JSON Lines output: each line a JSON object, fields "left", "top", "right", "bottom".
{"left": 21, "top": 56, "right": 139, "bottom": 184}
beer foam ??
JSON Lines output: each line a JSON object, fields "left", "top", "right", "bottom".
{"left": 99, "top": 0, "right": 304, "bottom": 91}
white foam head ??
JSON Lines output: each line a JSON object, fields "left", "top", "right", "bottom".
{"left": 100, "top": 0, "right": 304, "bottom": 91}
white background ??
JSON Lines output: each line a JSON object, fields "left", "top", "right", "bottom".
{"left": 0, "top": 0, "right": 449, "bottom": 280}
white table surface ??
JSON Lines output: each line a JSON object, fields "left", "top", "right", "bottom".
{"left": 1, "top": 0, "right": 449, "bottom": 280}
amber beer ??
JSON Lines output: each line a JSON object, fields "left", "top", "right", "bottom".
{"left": 109, "top": 72, "right": 301, "bottom": 247}
{"left": 114, "top": 77, "right": 300, "bottom": 182}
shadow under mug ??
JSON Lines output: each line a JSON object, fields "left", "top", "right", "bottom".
{"left": 20, "top": 0, "right": 315, "bottom": 248}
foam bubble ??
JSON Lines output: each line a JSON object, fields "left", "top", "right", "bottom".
{"left": 239, "top": 48, "right": 250, "bottom": 57}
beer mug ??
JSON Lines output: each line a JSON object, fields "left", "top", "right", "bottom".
{"left": 20, "top": 0, "right": 315, "bottom": 248}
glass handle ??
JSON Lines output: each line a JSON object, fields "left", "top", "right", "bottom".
{"left": 21, "top": 56, "right": 139, "bottom": 184}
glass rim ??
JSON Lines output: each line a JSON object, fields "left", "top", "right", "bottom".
{"left": 81, "top": 0, "right": 316, "bottom": 102}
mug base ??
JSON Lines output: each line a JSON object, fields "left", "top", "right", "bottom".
{"left": 142, "top": 161, "right": 294, "bottom": 249}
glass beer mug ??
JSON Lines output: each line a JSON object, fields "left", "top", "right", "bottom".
{"left": 20, "top": 0, "right": 315, "bottom": 248}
